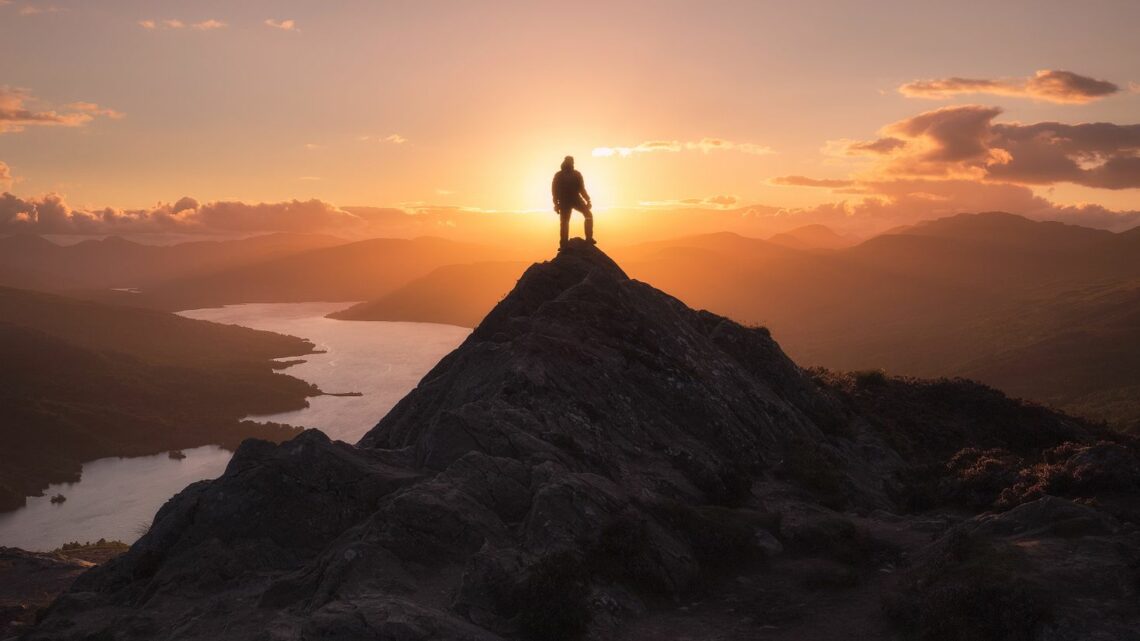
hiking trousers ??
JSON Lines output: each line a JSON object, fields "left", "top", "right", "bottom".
{"left": 557, "top": 200, "right": 593, "bottom": 244}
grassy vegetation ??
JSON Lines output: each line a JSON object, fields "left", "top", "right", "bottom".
{"left": 883, "top": 532, "right": 1050, "bottom": 641}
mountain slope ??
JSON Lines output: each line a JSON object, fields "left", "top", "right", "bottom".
{"left": 0, "top": 287, "right": 320, "bottom": 511}
{"left": 29, "top": 241, "right": 1139, "bottom": 641}
{"left": 767, "top": 224, "right": 858, "bottom": 250}
{"left": 329, "top": 261, "right": 528, "bottom": 327}
{"left": 138, "top": 236, "right": 510, "bottom": 310}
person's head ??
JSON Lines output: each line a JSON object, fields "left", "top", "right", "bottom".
{"left": 561, "top": 155, "right": 574, "bottom": 171}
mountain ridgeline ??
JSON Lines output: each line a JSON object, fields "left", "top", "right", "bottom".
{"left": 29, "top": 241, "right": 1140, "bottom": 641}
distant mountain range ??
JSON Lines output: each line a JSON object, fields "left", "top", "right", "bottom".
{"left": 2, "top": 213, "right": 1136, "bottom": 429}
{"left": 0, "top": 234, "right": 520, "bottom": 311}
{"left": 618, "top": 212, "right": 1140, "bottom": 429}
{"left": 0, "top": 232, "right": 344, "bottom": 293}
{"left": 328, "top": 213, "right": 1140, "bottom": 430}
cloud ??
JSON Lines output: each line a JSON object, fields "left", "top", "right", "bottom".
{"left": 768, "top": 104, "right": 1140, "bottom": 235}
{"left": 66, "top": 102, "right": 125, "bottom": 119}
{"left": 0, "top": 87, "right": 122, "bottom": 134}
{"left": 639, "top": 195, "right": 739, "bottom": 208}
{"left": 0, "top": 194, "right": 375, "bottom": 235}
{"left": 845, "top": 137, "right": 906, "bottom": 155}
{"left": 17, "top": 4, "right": 63, "bottom": 16}
{"left": 593, "top": 137, "right": 774, "bottom": 158}
{"left": 899, "top": 70, "right": 1119, "bottom": 104}
{"left": 771, "top": 175, "right": 855, "bottom": 188}
{"left": 703, "top": 194, "right": 738, "bottom": 207}
{"left": 832, "top": 105, "right": 1140, "bottom": 189}
{"left": 0, "top": 162, "right": 12, "bottom": 189}
{"left": 140, "top": 18, "right": 225, "bottom": 31}
{"left": 360, "top": 134, "right": 407, "bottom": 144}
{"left": 265, "top": 19, "right": 299, "bottom": 32}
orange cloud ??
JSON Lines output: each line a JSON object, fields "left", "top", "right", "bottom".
{"left": 593, "top": 137, "right": 774, "bottom": 157}
{"left": 18, "top": 4, "right": 63, "bottom": 16}
{"left": 0, "top": 87, "right": 122, "bottom": 134}
{"left": 831, "top": 105, "right": 1140, "bottom": 188}
{"left": 67, "top": 102, "right": 125, "bottom": 119}
{"left": 899, "top": 70, "right": 1119, "bottom": 104}
{"left": 771, "top": 175, "right": 855, "bottom": 188}
{"left": 0, "top": 193, "right": 366, "bottom": 234}
{"left": 265, "top": 19, "right": 299, "bottom": 32}
{"left": 359, "top": 133, "right": 407, "bottom": 144}
{"left": 0, "top": 162, "right": 12, "bottom": 188}
{"left": 140, "top": 18, "right": 226, "bottom": 31}
{"left": 191, "top": 19, "right": 226, "bottom": 31}
{"left": 639, "top": 195, "right": 739, "bottom": 208}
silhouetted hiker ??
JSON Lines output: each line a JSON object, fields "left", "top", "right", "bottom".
{"left": 552, "top": 155, "right": 594, "bottom": 249}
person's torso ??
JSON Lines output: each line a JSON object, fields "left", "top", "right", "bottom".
{"left": 553, "top": 170, "right": 583, "bottom": 200}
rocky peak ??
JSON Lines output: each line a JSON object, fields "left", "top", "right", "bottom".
{"left": 363, "top": 238, "right": 848, "bottom": 504}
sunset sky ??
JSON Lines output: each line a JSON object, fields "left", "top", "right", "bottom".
{"left": 2, "top": 0, "right": 1138, "bottom": 237}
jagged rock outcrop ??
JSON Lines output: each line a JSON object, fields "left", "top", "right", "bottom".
{"left": 28, "top": 240, "right": 1140, "bottom": 640}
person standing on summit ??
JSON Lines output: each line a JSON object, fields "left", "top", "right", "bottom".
{"left": 552, "top": 156, "right": 595, "bottom": 249}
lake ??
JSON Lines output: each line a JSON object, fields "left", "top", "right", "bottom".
{"left": 0, "top": 302, "right": 470, "bottom": 551}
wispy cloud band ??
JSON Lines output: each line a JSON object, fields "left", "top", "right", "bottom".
{"left": 593, "top": 137, "right": 774, "bottom": 158}
{"left": 899, "top": 70, "right": 1119, "bottom": 105}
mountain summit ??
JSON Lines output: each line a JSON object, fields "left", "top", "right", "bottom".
{"left": 29, "top": 240, "right": 1140, "bottom": 640}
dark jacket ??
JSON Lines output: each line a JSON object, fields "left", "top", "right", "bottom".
{"left": 552, "top": 169, "right": 589, "bottom": 207}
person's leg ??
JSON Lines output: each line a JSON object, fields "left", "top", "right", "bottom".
{"left": 580, "top": 205, "right": 595, "bottom": 243}
{"left": 559, "top": 209, "right": 570, "bottom": 248}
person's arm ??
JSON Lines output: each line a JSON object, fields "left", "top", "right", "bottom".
{"left": 577, "top": 172, "right": 591, "bottom": 205}
{"left": 552, "top": 175, "right": 560, "bottom": 209}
